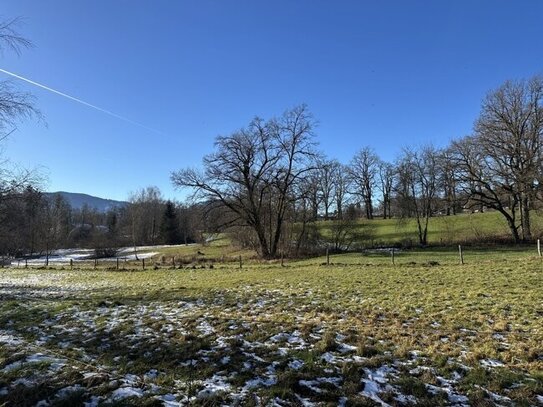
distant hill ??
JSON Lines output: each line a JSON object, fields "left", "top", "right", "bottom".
{"left": 45, "top": 191, "right": 128, "bottom": 212}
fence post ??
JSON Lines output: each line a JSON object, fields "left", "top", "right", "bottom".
{"left": 142, "top": 258, "right": 145, "bottom": 270}
{"left": 94, "top": 258, "right": 97, "bottom": 270}
{"left": 116, "top": 258, "right": 119, "bottom": 270}
{"left": 172, "top": 256, "right": 176, "bottom": 268}
{"left": 70, "top": 259, "right": 73, "bottom": 270}
{"left": 458, "top": 245, "right": 464, "bottom": 265}
{"left": 391, "top": 248, "right": 395, "bottom": 265}
{"left": 45, "top": 253, "right": 49, "bottom": 267}
{"left": 326, "top": 248, "right": 330, "bottom": 265}
{"left": 239, "top": 255, "right": 242, "bottom": 269}
{"left": 538, "top": 239, "right": 542, "bottom": 257}
{"left": 25, "top": 259, "right": 28, "bottom": 269}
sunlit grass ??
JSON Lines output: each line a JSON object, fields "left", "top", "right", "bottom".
{"left": 1, "top": 248, "right": 542, "bottom": 405}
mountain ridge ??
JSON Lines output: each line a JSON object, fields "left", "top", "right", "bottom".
{"left": 45, "top": 191, "right": 128, "bottom": 212}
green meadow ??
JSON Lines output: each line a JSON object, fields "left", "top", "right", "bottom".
{"left": 1, "top": 239, "right": 542, "bottom": 406}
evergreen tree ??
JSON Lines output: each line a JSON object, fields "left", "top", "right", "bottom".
{"left": 160, "top": 200, "right": 181, "bottom": 244}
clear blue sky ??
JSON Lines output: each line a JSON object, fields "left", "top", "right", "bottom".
{"left": 1, "top": 1, "right": 542, "bottom": 201}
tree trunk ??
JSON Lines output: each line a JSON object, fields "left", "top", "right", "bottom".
{"left": 254, "top": 220, "right": 270, "bottom": 258}
{"left": 520, "top": 194, "right": 532, "bottom": 241}
{"left": 365, "top": 198, "right": 373, "bottom": 220}
{"left": 503, "top": 212, "right": 521, "bottom": 243}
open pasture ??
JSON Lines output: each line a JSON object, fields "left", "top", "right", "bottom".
{"left": 0, "top": 249, "right": 542, "bottom": 406}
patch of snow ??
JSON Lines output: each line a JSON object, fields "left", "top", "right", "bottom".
{"left": 268, "top": 331, "right": 306, "bottom": 347}
{"left": 361, "top": 366, "right": 395, "bottom": 407}
{"left": 12, "top": 378, "right": 34, "bottom": 387}
{"left": 0, "top": 332, "right": 24, "bottom": 346}
{"left": 122, "top": 374, "right": 140, "bottom": 385}
{"left": 144, "top": 369, "right": 159, "bottom": 380}
{"left": 197, "top": 374, "right": 231, "bottom": 399}
{"left": 300, "top": 376, "right": 342, "bottom": 393}
{"left": 156, "top": 393, "right": 181, "bottom": 407}
{"left": 180, "top": 359, "right": 197, "bottom": 367}
{"left": 321, "top": 352, "right": 336, "bottom": 363}
{"left": 1, "top": 360, "right": 22, "bottom": 373}
{"left": 196, "top": 320, "right": 215, "bottom": 336}
{"left": 1, "top": 353, "right": 65, "bottom": 373}
{"left": 427, "top": 383, "right": 469, "bottom": 405}
{"left": 338, "top": 342, "right": 358, "bottom": 353}
{"left": 288, "top": 359, "right": 304, "bottom": 370}
{"left": 475, "top": 385, "right": 511, "bottom": 403}
{"left": 242, "top": 375, "right": 277, "bottom": 391}
{"left": 394, "top": 393, "right": 417, "bottom": 404}
{"left": 480, "top": 358, "right": 504, "bottom": 368}
{"left": 295, "top": 394, "right": 316, "bottom": 406}
{"left": 83, "top": 396, "right": 100, "bottom": 407}
{"left": 492, "top": 333, "right": 506, "bottom": 341}
{"left": 121, "top": 252, "right": 159, "bottom": 261}
{"left": 111, "top": 387, "right": 144, "bottom": 400}
{"left": 299, "top": 380, "right": 323, "bottom": 393}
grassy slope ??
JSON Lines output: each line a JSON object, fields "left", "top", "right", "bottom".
{"left": 320, "top": 210, "right": 543, "bottom": 246}
{"left": 1, "top": 250, "right": 542, "bottom": 405}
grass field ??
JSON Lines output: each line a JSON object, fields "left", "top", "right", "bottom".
{"left": 1, "top": 246, "right": 542, "bottom": 406}
{"left": 318, "top": 211, "right": 543, "bottom": 247}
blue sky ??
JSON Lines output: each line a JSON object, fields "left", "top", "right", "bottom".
{"left": 1, "top": 1, "right": 542, "bottom": 201}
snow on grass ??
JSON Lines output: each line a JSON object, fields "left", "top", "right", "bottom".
{"left": 480, "top": 358, "right": 505, "bottom": 368}
{"left": 196, "top": 374, "right": 231, "bottom": 399}
{"left": 288, "top": 359, "right": 304, "bottom": 370}
{"left": 7, "top": 244, "right": 174, "bottom": 266}
{"left": 156, "top": 393, "right": 182, "bottom": 407}
{"left": 1, "top": 258, "right": 541, "bottom": 405}
{"left": 1, "top": 353, "right": 66, "bottom": 373}
{"left": 110, "top": 386, "right": 144, "bottom": 400}
{"left": 0, "top": 332, "right": 24, "bottom": 346}
{"left": 360, "top": 366, "right": 403, "bottom": 406}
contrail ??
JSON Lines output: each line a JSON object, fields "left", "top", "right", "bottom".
{"left": 0, "top": 67, "right": 163, "bottom": 135}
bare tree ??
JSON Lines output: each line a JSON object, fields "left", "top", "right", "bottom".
{"left": 0, "top": 18, "right": 38, "bottom": 140}
{"left": 476, "top": 77, "right": 542, "bottom": 241}
{"left": 315, "top": 156, "right": 336, "bottom": 220}
{"left": 451, "top": 77, "right": 543, "bottom": 242}
{"left": 127, "top": 186, "right": 163, "bottom": 251}
{"left": 0, "top": 17, "right": 32, "bottom": 55}
{"left": 377, "top": 160, "right": 395, "bottom": 219}
{"left": 349, "top": 147, "right": 379, "bottom": 219}
{"left": 171, "top": 105, "right": 316, "bottom": 258}
{"left": 0, "top": 17, "right": 41, "bottom": 259}
{"left": 451, "top": 136, "right": 523, "bottom": 242}
{"left": 331, "top": 161, "right": 350, "bottom": 220}
{"left": 305, "top": 167, "right": 323, "bottom": 221}
{"left": 438, "top": 149, "right": 460, "bottom": 216}
{"left": 395, "top": 146, "right": 440, "bottom": 245}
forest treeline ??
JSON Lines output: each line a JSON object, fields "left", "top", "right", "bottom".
{"left": 0, "top": 186, "right": 203, "bottom": 259}
{"left": 0, "top": 17, "right": 542, "bottom": 260}
{"left": 173, "top": 77, "right": 543, "bottom": 258}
